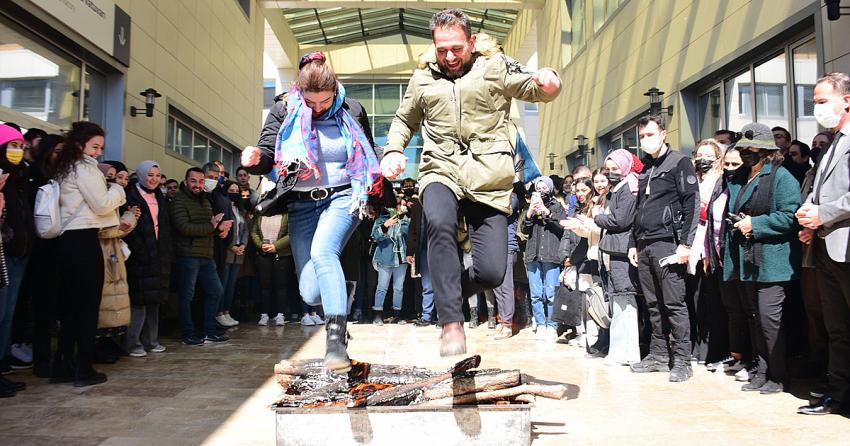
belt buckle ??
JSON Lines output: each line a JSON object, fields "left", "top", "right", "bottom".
{"left": 309, "top": 188, "right": 329, "bottom": 200}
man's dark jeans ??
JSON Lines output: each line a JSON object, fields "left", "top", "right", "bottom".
{"left": 175, "top": 256, "right": 223, "bottom": 338}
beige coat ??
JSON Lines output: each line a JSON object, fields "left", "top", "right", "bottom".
{"left": 97, "top": 210, "right": 137, "bottom": 329}
{"left": 386, "top": 52, "right": 560, "bottom": 214}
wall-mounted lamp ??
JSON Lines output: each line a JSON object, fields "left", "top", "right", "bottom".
{"left": 130, "top": 88, "right": 162, "bottom": 117}
{"left": 547, "top": 152, "right": 557, "bottom": 171}
{"left": 575, "top": 134, "right": 594, "bottom": 162}
{"left": 644, "top": 87, "right": 674, "bottom": 117}
{"left": 825, "top": 0, "right": 850, "bottom": 20}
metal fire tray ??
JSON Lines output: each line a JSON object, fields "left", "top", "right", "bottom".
{"left": 274, "top": 403, "right": 532, "bottom": 446}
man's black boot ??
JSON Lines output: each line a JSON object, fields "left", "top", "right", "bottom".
{"left": 669, "top": 358, "right": 692, "bottom": 382}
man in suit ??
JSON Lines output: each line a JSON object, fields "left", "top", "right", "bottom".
{"left": 797, "top": 72, "right": 850, "bottom": 415}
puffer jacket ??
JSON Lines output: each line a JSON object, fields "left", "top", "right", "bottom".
{"left": 171, "top": 184, "right": 218, "bottom": 258}
{"left": 59, "top": 155, "right": 125, "bottom": 230}
{"left": 97, "top": 210, "right": 137, "bottom": 329}
{"left": 385, "top": 53, "right": 560, "bottom": 214}
{"left": 250, "top": 213, "right": 291, "bottom": 257}
{"left": 522, "top": 196, "right": 566, "bottom": 264}
{"left": 123, "top": 183, "right": 173, "bottom": 306}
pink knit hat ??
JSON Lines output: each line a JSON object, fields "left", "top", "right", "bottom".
{"left": 0, "top": 125, "right": 24, "bottom": 147}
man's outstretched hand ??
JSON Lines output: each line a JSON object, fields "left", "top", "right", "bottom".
{"left": 381, "top": 152, "right": 407, "bottom": 180}
{"left": 533, "top": 68, "right": 561, "bottom": 95}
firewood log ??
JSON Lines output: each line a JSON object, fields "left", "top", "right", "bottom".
{"left": 354, "top": 355, "right": 482, "bottom": 407}
{"left": 421, "top": 384, "right": 567, "bottom": 406}
{"left": 421, "top": 369, "right": 522, "bottom": 400}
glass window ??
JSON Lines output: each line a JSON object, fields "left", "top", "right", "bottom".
{"left": 372, "top": 115, "right": 394, "bottom": 147}
{"left": 562, "top": 0, "right": 586, "bottom": 65}
{"left": 593, "top": 0, "right": 605, "bottom": 31}
{"left": 175, "top": 121, "right": 193, "bottom": 159}
{"left": 192, "top": 134, "right": 208, "bottom": 163}
{"left": 222, "top": 149, "right": 234, "bottom": 175}
{"left": 167, "top": 116, "right": 175, "bottom": 150}
{"left": 698, "top": 88, "right": 722, "bottom": 141}
{"left": 84, "top": 68, "right": 106, "bottom": 125}
{"left": 346, "top": 84, "right": 373, "bottom": 112}
{"left": 793, "top": 38, "right": 818, "bottom": 145}
{"left": 622, "top": 126, "right": 638, "bottom": 153}
{"left": 262, "top": 80, "right": 276, "bottom": 109}
{"left": 209, "top": 141, "right": 222, "bottom": 164}
{"left": 374, "top": 84, "right": 400, "bottom": 115}
{"left": 753, "top": 52, "right": 788, "bottom": 130}
{"left": 0, "top": 19, "right": 81, "bottom": 128}
{"left": 725, "top": 71, "right": 753, "bottom": 132}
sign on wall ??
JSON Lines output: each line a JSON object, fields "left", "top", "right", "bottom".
{"left": 29, "top": 0, "right": 131, "bottom": 66}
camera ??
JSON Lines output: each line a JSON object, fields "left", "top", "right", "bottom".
{"left": 726, "top": 212, "right": 751, "bottom": 238}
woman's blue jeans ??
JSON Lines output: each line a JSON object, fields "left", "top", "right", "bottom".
{"left": 526, "top": 260, "right": 560, "bottom": 329}
{"left": 373, "top": 263, "right": 408, "bottom": 311}
{"left": 288, "top": 189, "right": 360, "bottom": 317}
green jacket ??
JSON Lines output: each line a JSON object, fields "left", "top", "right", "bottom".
{"left": 250, "top": 214, "right": 291, "bottom": 257}
{"left": 170, "top": 185, "right": 218, "bottom": 259}
{"left": 385, "top": 53, "right": 560, "bottom": 214}
{"left": 722, "top": 163, "right": 801, "bottom": 283}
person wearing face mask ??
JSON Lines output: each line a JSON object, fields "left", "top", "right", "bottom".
{"left": 705, "top": 147, "right": 753, "bottom": 380}
{"left": 50, "top": 122, "right": 126, "bottom": 387}
{"left": 122, "top": 161, "right": 172, "bottom": 358}
{"left": 627, "top": 115, "right": 700, "bottom": 383}
{"left": 593, "top": 149, "right": 642, "bottom": 366}
{"left": 797, "top": 72, "right": 850, "bottom": 415}
{"left": 522, "top": 176, "right": 566, "bottom": 341}
{"left": 686, "top": 140, "right": 730, "bottom": 369}
{"left": 724, "top": 122, "right": 801, "bottom": 395}
{"left": 241, "top": 53, "right": 381, "bottom": 373}
{"left": 809, "top": 131, "right": 834, "bottom": 164}
{"left": 214, "top": 181, "right": 249, "bottom": 328}
{"left": 0, "top": 125, "right": 34, "bottom": 396}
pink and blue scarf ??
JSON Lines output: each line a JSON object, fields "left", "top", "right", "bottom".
{"left": 274, "top": 83, "right": 381, "bottom": 217}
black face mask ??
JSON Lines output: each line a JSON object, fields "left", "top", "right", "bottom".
{"left": 723, "top": 168, "right": 738, "bottom": 181}
{"left": 228, "top": 192, "right": 241, "bottom": 203}
{"left": 694, "top": 158, "right": 714, "bottom": 174}
{"left": 605, "top": 172, "right": 622, "bottom": 186}
{"left": 739, "top": 151, "right": 761, "bottom": 168}
{"left": 402, "top": 188, "right": 414, "bottom": 197}
{"left": 810, "top": 147, "right": 822, "bottom": 163}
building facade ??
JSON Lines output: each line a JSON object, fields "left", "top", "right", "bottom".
{"left": 0, "top": 0, "right": 265, "bottom": 178}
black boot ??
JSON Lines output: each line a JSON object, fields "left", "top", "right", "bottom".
{"left": 372, "top": 310, "right": 384, "bottom": 326}
{"left": 49, "top": 353, "right": 75, "bottom": 384}
{"left": 487, "top": 316, "right": 497, "bottom": 329}
{"left": 469, "top": 307, "right": 479, "bottom": 329}
{"left": 324, "top": 316, "right": 351, "bottom": 374}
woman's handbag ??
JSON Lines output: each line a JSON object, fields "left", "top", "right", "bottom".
{"left": 553, "top": 266, "right": 583, "bottom": 326}
{"left": 255, "top": 162, "right": 300, "bottom": 216}
{"left": 585, "top": 284, "right": 611, "bottom": 329}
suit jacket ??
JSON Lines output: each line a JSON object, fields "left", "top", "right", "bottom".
{"left": 806, "top": 122, "right": 850, "bottom": 263}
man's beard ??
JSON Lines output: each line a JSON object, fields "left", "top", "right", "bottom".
{"left": 441, "top": 57, "right": 474, "bottom": 80}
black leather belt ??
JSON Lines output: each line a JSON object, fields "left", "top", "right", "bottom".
{"left": 295, "top": 184, "right": 352, "bottom": 201}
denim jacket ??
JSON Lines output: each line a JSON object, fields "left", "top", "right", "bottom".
{"left": 371, "top": 212, "right": 410, "bottom": 268}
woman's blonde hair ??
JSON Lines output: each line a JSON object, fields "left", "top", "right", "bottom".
{"left": 694, "top": 138, "right": 725, "bottom": 177}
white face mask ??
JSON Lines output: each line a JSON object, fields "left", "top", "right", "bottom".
{"left": 204, "top": 179, "right": 218, "bottom": 193}
{"left": 640, "top": 135, "right": 664, "bottom": 154}
{"left": 814, "top": 100, "right": 844, "bottom": 130}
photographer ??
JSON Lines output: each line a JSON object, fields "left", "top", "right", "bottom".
{"left": 522, "top": 177, "right": 566, "bottom": 341}
{"left": 371, "top": 202, "right": 411, "bottom": 325}
{"left": 723, "top": 123, "right": 801, "bottom": 395}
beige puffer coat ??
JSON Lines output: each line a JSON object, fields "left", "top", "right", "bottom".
{"left": 97, "top": 209, "right": 137, "bottom": 329}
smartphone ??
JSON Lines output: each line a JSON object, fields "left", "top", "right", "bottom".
{"left": 531, "top": 192, "right": 541, "bottom": 202}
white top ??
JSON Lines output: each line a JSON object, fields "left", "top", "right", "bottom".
{"left": 59, "top": 155, "right": 126, "bottom": 231}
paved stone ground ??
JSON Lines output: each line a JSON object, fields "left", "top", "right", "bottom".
{"left": 1, "top": 322, "right": 848, "bottom": 445}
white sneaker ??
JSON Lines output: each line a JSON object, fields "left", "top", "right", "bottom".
{"left": 273, "top": 313, "right": 286, "bottom": 326}
{"left": 216, "top": 315, "right": 231, "bottom": 326}
{"left": 735, "top": 366, "right": 751, "bottom": 382}
{"left": 10, "top": 343, "right": 32, "bottom": 363}
{"left": 568, "top": 334, "right": 585, "bottom": 347}
{"left": 310, "top": 314, "right": 325, "bottom": 325}
{"left": 258, "top": 314, "right": 269, "bottom": 326}
{"left": 301, "top": 314, "right": 316, "bottom": 326}
{"left": 224, "top": 314, "right": 239, "bottom": 326}
{"left": 149, "top": 344, "right": 166, "bottom": 353}
{"left": 128, "top": 347, "right": 147, "bottom": 358}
